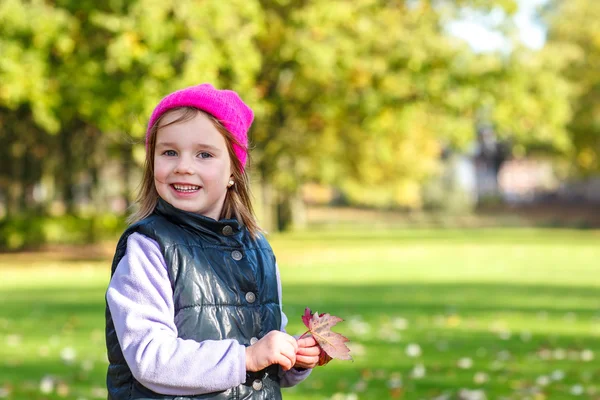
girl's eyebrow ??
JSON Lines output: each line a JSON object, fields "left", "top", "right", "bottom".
{"left": 156, "top": 142, "right": 220, "bottom": 152}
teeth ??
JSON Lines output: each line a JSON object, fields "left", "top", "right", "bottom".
{"left": 173, "top": 184, "right": 200, "bottom": 192}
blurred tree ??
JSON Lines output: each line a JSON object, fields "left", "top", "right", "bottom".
{"left": 542, "top": 0, "right": 600, "bottom": 173}
{"left": 254, "top": 0, "right": 571, "bottom": 218}
{"left": 0, "top": 0, "right": 577, "bottom": 237}
{"left": 0, "top": 0, "right": 77, "bottom": 215}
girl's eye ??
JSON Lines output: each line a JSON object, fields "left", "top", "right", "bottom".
{"left": 163, "top": 150, "right": 177, "bottom": 156}
{"left": 198, "top": 152, "right": 212, "bottom": 159}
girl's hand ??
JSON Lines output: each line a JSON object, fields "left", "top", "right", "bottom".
{"left": 245, "top": 330, "right": 298, "bottom": 372}
{"left": 294, "top": 335, "right": 320, "bottom": 369}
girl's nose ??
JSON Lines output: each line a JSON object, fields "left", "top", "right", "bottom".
{"left": 174, "top": 156, "right": 194, "bottom": 174}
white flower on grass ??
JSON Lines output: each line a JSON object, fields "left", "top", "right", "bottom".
{"left": 496, "top": 350, "right": 511, "bottom": 361}
{"left": 0, "top": 387, "right": 11, "bottom": 398}
{"left": 353, "top": 380, "right": 367, "bottom": 392}
{"left": 520, "top": 331, "right": 532, "bottom": 342}
{"left": 551, "top": 369, "right": 565, "bottom": 381}
{"left": 536, "top": 375, "right": 550, "bottom": 386}
{"left": 392, "top": 317, "right": 409, "bottom": 330}
{"left": 81, "top": 360, "right": 94, "bottom": 372}
{"left": 348, "top": 317, "right": 371, "bottom": 337}
{"left": 570, "top": 384, "right": 584, "bottom": 396}
{"left": 347, "top": 342, "right": 366, "bottom": 357}
{"left": 387, "top": 332, "right": 401, "bottom": 342}
{"left": 91, "top": 387, "right": 107, "bottom": 398}
{"left": 538, "top": 348, "right": 552, "bottom": 360}
{"left": 489, "top": 360, "right": 504, "bottom": 371}
{"left": 457, "top": 357, "right": 473, "bottom": 369}
{"left": 331, "top": 394, "right": 358, "bottom": 400}
{"left": 458, "top": 388, "right": 487, "bottom": 400}
{"left": 378, "top": 327, "right": 400, "bottom": 343}
{"left": 568, "top": 349, "right": 581, "bottom": 360}
{"left": 581, "top": 349, "right": 594, "bottom": 362}
{"left": 49, "top": 335, "right": 60, "bottom": 346}
{"left": 406, "top": 343, "right": 422, "bottom": 358}
{"left": 433, "top": 315, "right": 446, "bottom": 326}
{"left": 373, "top": 369, "right": 386, "bottom": 379}
{"left": 473, "top": 372, "right": 489, "bottom": 385}
{"left": 40, "top": 376, "right": 55, "bottom": 394}
{"left": 553, "top": 348, "right": 566, "bottom": 360}
{"left": 60, "top": 347, "right": 76, "bottom": 364}
{"left": 387, "top": 372, "right": 402, "bottom": 389}
{"left": 497, "top": 330, "right": 511, "bottom": 341}
{"left": 38, "top": 345, "right": 49, "bottom": 357}
{"left": 6, "top": 334, "right": 21, "bottom": 347}
{"left": 56, "top": 381, "right": 69, "bottom": 397}
{"left": 411, "top": 364, "right": 426, "bottom": 379}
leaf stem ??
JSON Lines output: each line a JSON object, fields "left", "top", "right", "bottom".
{"left": 298, "top": 330, "right": 311, "bottom": 340}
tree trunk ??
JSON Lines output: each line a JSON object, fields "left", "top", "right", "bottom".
{"left": 259, "top": 178, "right": 275, "bottom": 233}
{"left": 59, "top": 125, "right": 76, "bottom": 214}
{"left": 276, "top": 189, "right": 306, "bottom": 231}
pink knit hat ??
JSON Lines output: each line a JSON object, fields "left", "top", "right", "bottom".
{"left": 146, "top": 83, "right": 254, "bottom": 170}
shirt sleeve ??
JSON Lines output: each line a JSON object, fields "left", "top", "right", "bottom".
{"left": 106, "top": 232, "right": 246, "bottom": 395}
{"left": 275, "top": 262, "right": 313, "bottom": 387}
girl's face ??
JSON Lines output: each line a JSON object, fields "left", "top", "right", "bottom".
{"left": 153, "top": 110, "right": 232, "bottom": 220}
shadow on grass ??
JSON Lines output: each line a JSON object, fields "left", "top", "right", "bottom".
{"left": 281, "top": 282, "right": 600, "bottom": 318}
{"left": 1, "top": 281, "right": 598, "bottom": 320}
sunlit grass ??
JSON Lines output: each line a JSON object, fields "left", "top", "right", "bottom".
{"left": 1, "top": 228, "right": 599, "bottom": 399}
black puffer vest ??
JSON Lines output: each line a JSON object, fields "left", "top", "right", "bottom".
{"left": 105, "top": 199, "right": 282, "bottom": 399}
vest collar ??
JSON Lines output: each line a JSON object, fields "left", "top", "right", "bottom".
{"left": 154, "top": 197, "right": 243, "bottom": 238}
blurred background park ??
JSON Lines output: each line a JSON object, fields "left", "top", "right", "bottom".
{"left": 1, "top": 0, "right": 599, "bottom": 399}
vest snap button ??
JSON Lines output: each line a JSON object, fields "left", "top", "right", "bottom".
{"left": 231, "top": 250, "right": 243, "bottom": 261}
{"left": 245, "top": 292, "right": 256, "bottom": 303}
{"left": 250, "top": 336, "right": 258, "bottom": 345}
{"left": 252, "top": 379, "right": 263, "bottom": 390}
{"left": 222, "top": 225, "right": 233, "bottom": 236}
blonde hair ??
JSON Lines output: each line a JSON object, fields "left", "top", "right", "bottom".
{"left": 128, "top": 107, "right": 262, "bottom": 237}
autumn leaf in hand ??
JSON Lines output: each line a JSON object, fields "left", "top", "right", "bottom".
{"left": 301, "top": 308, "right": 352, "bottom": 365}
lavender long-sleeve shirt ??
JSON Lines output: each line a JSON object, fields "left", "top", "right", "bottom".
{"left": 106, "top": 232, "right": 311, "bottom": 395}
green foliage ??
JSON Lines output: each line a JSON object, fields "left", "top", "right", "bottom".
{"left": 0, "top": 0, "right": 76, "bottom": 133}
{"left": 542, "top": 0, "right": 600, "bottom": 173}
{"left": 0, "top": 214, "right": 126, "bottom": 250}
{"left": 0, "top": 0, "right": 588, "bottom": 223}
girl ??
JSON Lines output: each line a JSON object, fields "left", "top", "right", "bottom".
{"left": 105, "top": 83, "right": 320, "bottom": 399}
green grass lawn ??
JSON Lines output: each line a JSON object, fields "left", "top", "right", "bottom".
{"left": 1, "top": 227, "right": 599, "bottom": 399}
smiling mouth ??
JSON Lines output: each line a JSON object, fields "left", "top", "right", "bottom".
{"left": 171, "top": 184, "right": 201, "bottom": 192}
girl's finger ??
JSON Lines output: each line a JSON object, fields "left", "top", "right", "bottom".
{"left": 296, "top": 346, "right": 321, "bottom": 356}
{"left": 280, "top": 345, "right": 297, "bottom": 365}
{"left": 295, "top": 355, "right": 319, "bottom": 365}
{"left": 296, "top": 336, "right": 317, "bottom": 348}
